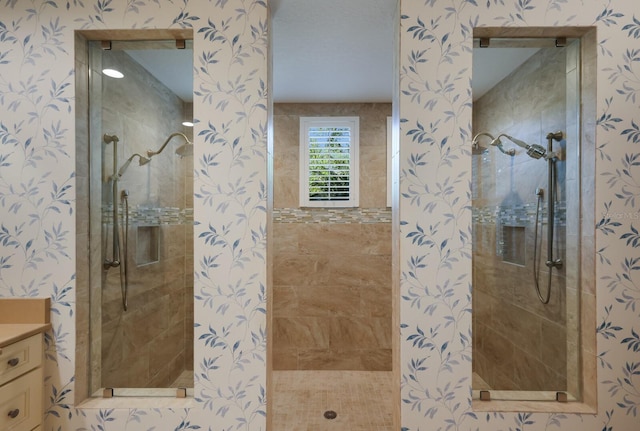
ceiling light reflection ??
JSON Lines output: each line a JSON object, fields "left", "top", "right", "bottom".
{"left": 102, "top": 68, "right": 124, "bottom": 79}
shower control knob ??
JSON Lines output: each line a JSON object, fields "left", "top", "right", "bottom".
{"left": 103, "top": 259, "right": 120, "bottom": 269}
{"left": 546, "top": 259, "right": 563, "bottom": 269}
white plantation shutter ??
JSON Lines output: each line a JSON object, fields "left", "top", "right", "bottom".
{"left": 300, "top": 117, "right": 359, "bottom": 207}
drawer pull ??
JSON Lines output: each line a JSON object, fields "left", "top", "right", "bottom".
{"left": 7, "top": 409, "right": 20, "bottom": 419}
{"left": 7, "top": 357, "right": 20, "bottom": 367}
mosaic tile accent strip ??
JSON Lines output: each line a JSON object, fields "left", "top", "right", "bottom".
{"left": 273, "top": 207, "right": 391, "bottom": 224}
{"left": 474, "top": 203, "right": 566, "bottom": 260}
{"left": 103, "top": 206, "right": 194, "bottom": 225}
{"left": 472, "top": 203, "right": 567, "bottom": 227}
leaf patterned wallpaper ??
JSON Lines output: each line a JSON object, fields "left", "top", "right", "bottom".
{"left": 0, "top": 0, "right": 638, "bottom": 430}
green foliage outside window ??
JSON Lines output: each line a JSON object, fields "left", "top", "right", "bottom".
{"left": 308, "top": 127, "right": 351, "bottom": 200}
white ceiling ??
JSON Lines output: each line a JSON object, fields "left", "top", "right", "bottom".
{"left": 271, "top": 0, "right": 395, "bottom": 103}
{"left": 125, "top": 0, "right": 538, "bottom": 104}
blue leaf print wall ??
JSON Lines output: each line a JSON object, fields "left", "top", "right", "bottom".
{"left": 399, "top": 1, "right": 640, "bottom": 431}
{"left": 1, "top": 0, "right": 268, "bottom": 430}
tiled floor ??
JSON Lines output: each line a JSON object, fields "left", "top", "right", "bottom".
{"left": 271, "top": 370, "right": 393, "bottom": 431}
{"left": 168, "top": 369, "right": 394, "bottom": 430}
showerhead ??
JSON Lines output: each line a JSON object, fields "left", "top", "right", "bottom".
{"left": 175, "top": 141, "right": 193, "bottom": 157}
{"left": 472, "top": 144, "right": 488, "bottom": 155}
{"left": 471, "top": 132, "right": 493, "bottom": 155}
{"left": 147, "top": 132, "right": 193, "bottom": 158}
{"left": 472, "top": 132, "right": 514, "bottom": 156}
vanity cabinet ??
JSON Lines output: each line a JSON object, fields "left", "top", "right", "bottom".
{"left": 0, "top": 333, "right": 44, "bottom": 431}
{"left": 0, "top": 298, "right": 50, "bottom": 431}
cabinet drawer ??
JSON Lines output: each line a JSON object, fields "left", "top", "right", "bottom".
{"left": 0, "top": 367, "right": 43, "bottom": 431}
{"left": 0, "top": 334, "right": 42, "bottom": 386}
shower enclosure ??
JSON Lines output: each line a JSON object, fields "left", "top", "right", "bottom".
{"left": 87, "top": 39, "right": 194, "bottom": 393}
{"left": 471, "top": 37, "right": 583, "bottom": 399}
{"left": 270, "top": 103, "right": 394, "bottom": 430}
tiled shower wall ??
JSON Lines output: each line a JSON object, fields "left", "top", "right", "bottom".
{"left": 97, "top": 48, "right": 194, "bottom": 389}
{"left": 272, "top": 103, "right": 392, "bottom": 371}
{"left": 472, "top": 45, "right": 575, "bottom": 391}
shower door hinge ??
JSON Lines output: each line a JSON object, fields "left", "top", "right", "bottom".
{"left": 555, "top": 37, "right": 567, "bottom": 47}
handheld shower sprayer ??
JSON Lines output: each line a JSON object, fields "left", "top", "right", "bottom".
{"left": 491, "top": 134, "right": 547, "bottom": 159}
{"left": 115, "top": 153, "right": 151, "bottom": 179}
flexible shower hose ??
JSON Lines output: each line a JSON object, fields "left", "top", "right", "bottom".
{"left": 533, "top": 190, "right": 552, "bottom": 304}
{"left": 533, "top": 156, "right": 562, "bottom": 304}
{"left": 119, "top": 190, "right": 129, "bottom": 311}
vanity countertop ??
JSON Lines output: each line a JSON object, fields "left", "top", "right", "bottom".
{"left": 0, "top": 324, "right": 51, "bottom": 348}
{"left": 0, "top": 297, "right": 51, "bottom": 348}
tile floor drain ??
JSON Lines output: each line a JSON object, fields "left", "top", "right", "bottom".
{"left": 323, "top": 410, "right": 337, "bottom": 420}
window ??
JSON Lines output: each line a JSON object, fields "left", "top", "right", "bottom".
{"left": 300, "top": 117, "right": 359, "bottom": 207}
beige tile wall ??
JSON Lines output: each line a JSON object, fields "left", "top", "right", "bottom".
{"left": 274, "top": 103, "right": 390, "bottom": 209}
{"left": 272, "top": 103, "right": 392, "bottom": 371}
{"left": 97, "top": 49, "right": 193, "bottom": 388}
{"left": 472, "top": 46, "right": 573, "bottom": 391}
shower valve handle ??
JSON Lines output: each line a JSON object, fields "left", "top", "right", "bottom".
{"left": 103, "top": 259, "right": 120, "bottom": 269}
{"left": 546, "top": 259, "right": 563, "bottom": 269}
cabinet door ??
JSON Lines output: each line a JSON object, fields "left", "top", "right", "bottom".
{"left": 0, "top": 367, "right": 43, "bottom": 431}
{"left": 0, "top": 334, "right": 42, "bottom": 386}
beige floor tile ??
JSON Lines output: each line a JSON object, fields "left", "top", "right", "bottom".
{"left": 272, "top": 370, "right": 393, "bottom": 431}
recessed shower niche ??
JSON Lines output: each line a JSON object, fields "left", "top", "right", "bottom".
{"left": 471, "top": 27, "right": 596, "bottom": 411}
{"left": 76, "top": 31, "right": 194, "bottom": 398}
{"left": 136, "top": 225, "right": 160, "bottom": 266}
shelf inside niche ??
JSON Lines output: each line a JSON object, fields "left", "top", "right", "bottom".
{"left": 501, "top": 225, "right": 525, "bottom": 266}
{"left": 136, "top": 225, "right": 159, "bottom": 266}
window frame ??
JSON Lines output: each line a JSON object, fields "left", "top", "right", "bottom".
{"left": 299, "top": 116, "right": 360, "bottom": 208}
